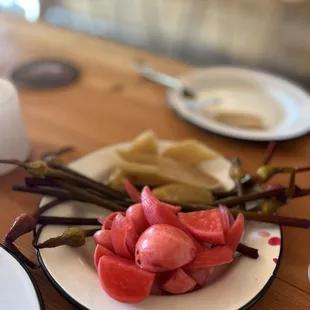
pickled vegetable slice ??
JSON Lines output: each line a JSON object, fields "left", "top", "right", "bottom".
{"left": 184, "top": 246, "right": 233, "bottom": 270}
{"left": 93, "top": 230, "right": 114, "bottom": 252}
{"left": 126, "top": 204, "right": 149, "bottom": 235}
{"left": 98, "top": 255, "right": 155, "bottom": 304}
{"left": 153, "top": 183, "right": 213, "bottom": 204}
{"left": 160, "top": 268, "right": 196, "bottom": 294}
{"left": 226, "top": 214, "right": 244, "bottom": 252}
{"left": 178, "top": 209, "right": 225, "bottom": 244}
{"left": 94, "top": 245, "right": 115, "bottom": 269}
{"left": 123, "top": 178, "right": 141, "bottom": 203}
{"left": 111, "top": 214, "right": 132, "bottom": 259}
{"left": 162, "top": 139, "right": 217, "bottom": 165}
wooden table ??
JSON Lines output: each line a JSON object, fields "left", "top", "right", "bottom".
{"left": 0, "top": 14, "right": 309, "bottom": 310}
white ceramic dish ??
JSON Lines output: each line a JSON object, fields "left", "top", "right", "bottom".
{"left": 36, "top": 141, "right": 282, "bottom": 310}
{"left": 0, "top": 245, "right": 44, "bottom": 310}
{"left": 167, "top": 67, "right": 310, "bottom": 141}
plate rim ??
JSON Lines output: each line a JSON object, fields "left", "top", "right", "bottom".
{"left": 0, "top": 244, "right": 45, "bottom": 310}
{"left": 167, "top": 66, "right": 310, "bottom": 141}
{"left": 34, "top": 143, "right": 283, "bottom": 310}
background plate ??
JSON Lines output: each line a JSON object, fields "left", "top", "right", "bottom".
{"left": 167, "top": 67, "right": 310, "bottom": 141}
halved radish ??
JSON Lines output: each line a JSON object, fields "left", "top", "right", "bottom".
{"left": 160, "top": 268, "right": 196, "bottom": 294}
{"left": 111, "top": 214, "right": 132, "bottom": 259}
{"left": 219, "top": 205, "right": 230, "bottom": 239}
{"left": 183, "top": 246, "right": 233, "bottom": 270}
{"left": 141, "top": 187, "right": 204, "bottom": 251}
{"left": 103, "top": 212, "right": 126, "bottom": 230}
{"left": 94, "top": 245, "right": 115, "bottom": 269}
{"left": 226, "top": 213, "right": 244, "bottom": 252}
{"left": 135, "top": 224, "right": 197, "bottom": 272}
{"left": 126, "top": 220, "right": 139, "bottom": 257}
{"left": 161, "top": 202, "right": 182, "bottom": 214}
{"left": 98, "top": 216, "right": 105, "bottom": 225}
{"left": 126, "top": 204, "right": 149, "bottom": 235}
{"left": 123, "top": 178, "right": 141, "bottom": 203}
{"left": 98, "top": 255, "right": 155, "bottom": 303}
{"left": 178, "top": 209, "right": 225, "bottom": 245}
{"left": 184, "top": 267, "right": 214, "bottom": 286}
{"left": 141, "top": 187, "right": 187, "bottom": 231}
{"left": 93, "top": 229, "right": 114, "bottom": 251}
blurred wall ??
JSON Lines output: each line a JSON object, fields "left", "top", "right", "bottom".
{"left": 2, "top": 0, "right": 310, "bottom": 85}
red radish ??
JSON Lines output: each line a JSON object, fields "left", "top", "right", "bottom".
{"left": 126, "top": 220, "right": 139, "bottom": 257}
{"left": 184, "top": 246, "right": 233, "bottom": 270}
{"left": 226, "top": 214, "right": 244, "bottom": 252}
{"left": 123, "top": 178, "right": 141, "bottom": 203}
{"left": 103, "top": 212, "right": 125, "bottom": 230}
{"left": 141, "top": 187, "right": 204, "bottom": 251}
{"left": 93, "top": 230, "right": 114, "bottom": 251}
{"left": 98, "top": 255, "right": 155, "bottom": 303}
{"left": 178, "top": 209, "right": 225, "bottom": 244}
{"left": 94, "top": 245, "right": 115, "bottom": 268}
{"left": 135, "top": 224, "right": 197, "bottom": 272}
{"left": 126, "top": 204, "right": 149, "bottom": 235}
{"left": 161, "top": 202, "right": 182, "bottom": 214}
{"left": 141, "top": 187, "right": 189, "bottom": 232}
{"left": 185, "top": 267, "right": 214, "bottom": 286}
{"left": 98, "top": 216, "right": 105, "bottom": 225}
{"left": 219, "top": 205, "right": 230, "bottom": 239}
{"left": 111, "top": 214, "right": 132, "bottom": 259}
{"left": 160, "top": 268, "right": 196, "bottom": 294}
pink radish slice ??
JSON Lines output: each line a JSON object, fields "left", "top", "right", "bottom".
{"left": 141, "top": 187, "right": 204, "bottom": 251}
{"left": 93, "top": 230, "right": 114, "bottom": 251}
{"left": 126, "top": 204, "right": 149, "bottom": 235}
{"left": 111, "top": 214, "right": 132, "bottom": 259}
{"left": 226, "top": 213, "right": 244, "bottom": 252}
{"left": 123, "top": 178, "right": 141, "bottom": 203}
{"left": 126, "top": 220, "right": 139, "bottom": 257}
{"left": 94, "top": 245, "right": 115, "bottom": 269}
{"left": 160, "top": 268, "right": 196, "bottom": 294}
{"left": 178, "top": 209, "right": 225, "bottom": 245}
{"left": 184, "top": 246, "right": 233, "bottom": 270}
{"left": 219, "top": 205, "right": 230, "bottom": 239}
{"left": 103, "top": 212, "right": 126, "bottom": 230}
{"left": 161, "top": 202, "right": 182, "bottom": 214}
{"left": 98, "top": 216, "right": 105, "bottom": 225}
{"left": 135, "top": 224, "right": 197, "bottom": 272}
{"left": 98, "top": 255, "right": 155, "bottom": 304}
{"left": 184, "top": 267, "right": 214, "bottom": 286}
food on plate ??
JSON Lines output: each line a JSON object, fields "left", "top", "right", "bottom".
{"left": 160, "top": 268, "right": 197, "bottom": 294}
{"left": 5, "top": 132, "right": 309, "bottom": 306}
{"left": 213, "top": 112, "right": 266, "bottom": 130}
{"left": 135, "top": 224, "right": 197, "bottom": 272}
{"left": 105, "top": 131, "right": 223, "bottom": 194}
{"left": 128, "top": 130, "right": 158, "bottom": 155}
{"left": 94, "top": 187, "right": 244, "bottom": 303}
{"left": 178, "top": 209, "right": 226, "bottom": 244}
{"left": 152, "top": 183, "right": 213, "bottom": 204}
{"left": 162, "top": 139, "right": 217, "bottom": 165}
{"left": 98, "top": 255, "right": 155, "bottom": 303}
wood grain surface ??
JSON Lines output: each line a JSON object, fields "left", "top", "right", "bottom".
{"left": 0, "top": 14, "right": 309, "bottom": 310}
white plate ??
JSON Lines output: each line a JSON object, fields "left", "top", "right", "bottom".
{"left": 167, "top": 67, "right": 310, "bottom": 141}
{"left": 37, "top": 141, "right": 282, "bottom": 310}
{"left": 0, "top": 245, "right": 44, "bottom": 310}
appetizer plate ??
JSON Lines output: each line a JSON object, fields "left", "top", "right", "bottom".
{"left": 0, "top": 245, "right": 44, "bottom": 310}
{"left": 167, "top": 67, "right": 310, "bottom": 141}
{"left": 37, "top": 141, "right": 282, "bottom": 310}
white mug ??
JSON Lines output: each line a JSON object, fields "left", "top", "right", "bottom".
{"left": 0, "top": 79, "right": 30, "bottom": 175}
